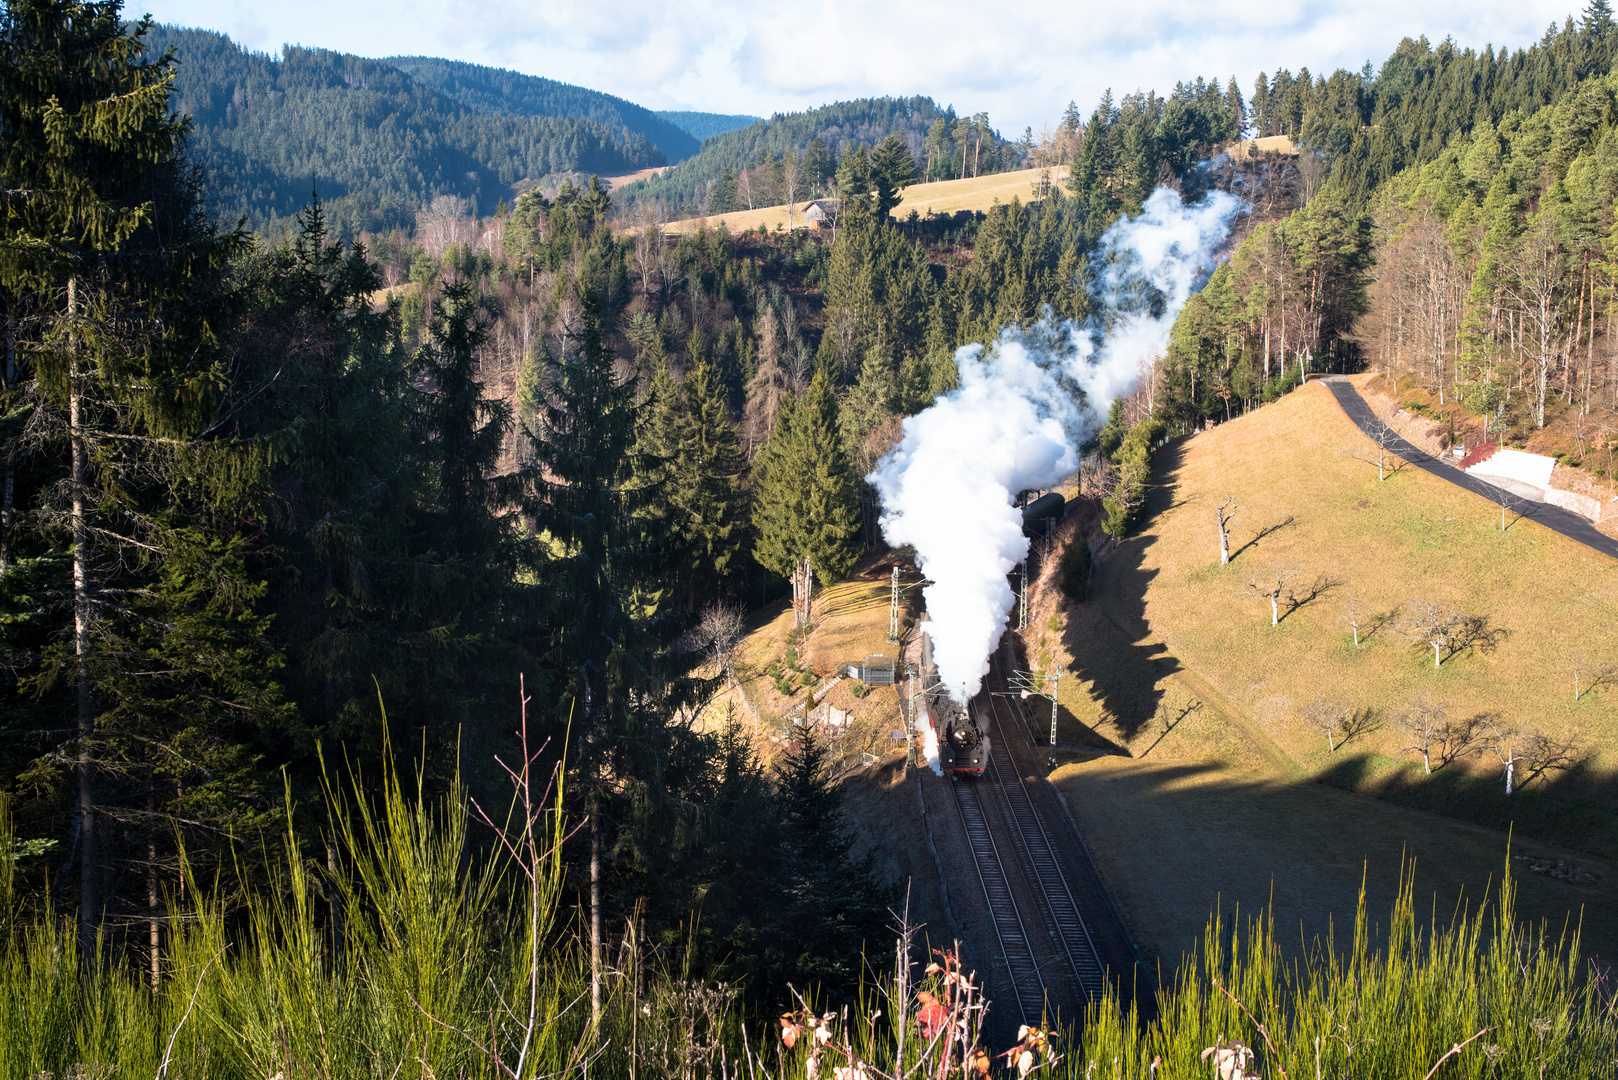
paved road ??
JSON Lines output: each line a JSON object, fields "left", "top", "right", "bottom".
{"left": 1320, "top": 377, "right": 1618, "bottom": 560}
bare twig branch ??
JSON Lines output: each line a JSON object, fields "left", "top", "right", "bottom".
{"left": 1420, "top": 1026, "right": 1496, "bottom": 1080}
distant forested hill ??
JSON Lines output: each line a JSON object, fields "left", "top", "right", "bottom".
{"left": 385, "top": 56, "right": 701, "bottom": 161}
{"left": 617, "top": 96, "right": 1023, "bottom": 215}
{"left": 656, "top": 110, "right": 763, "bottom": 141}
{"left": 150, "top": 25, "right": 667, "bottom": 235}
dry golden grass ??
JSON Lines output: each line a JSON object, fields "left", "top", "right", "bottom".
{"left": 368, "top": 282, "right": 418, "bottom": 306}
{"left": 1035, "top": 376, "right": 1618, "bottom": 968}
{"left": 600, "top": 166, "right": 666, "bottom": 191}
{"left": 660, "top": 166, "right": 1069, "bottom": 237}
{"left": 887, "top": 166, "right": 1069, "bottom": 219}
{"left": 705, "top": 551, "right": 915, "bottom": 764}
{"left": 1226, "top": 135, "right": 1299, "bottom": 160}
{"left": 1035, "top": 377, "right": 1618, "bottom": 788}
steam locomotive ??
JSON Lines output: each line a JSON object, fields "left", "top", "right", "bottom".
{"left": 917, "top": 491, "right": 1066, "bottom": 779}
{"left": 919, "top": 628, "right": 987, "bottom": 777}
{"left": 937, "top": 694, "right": 987, "bottom": 777}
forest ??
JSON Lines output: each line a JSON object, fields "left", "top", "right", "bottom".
{"left": 6, "top": 0, "right": 1618, "bottom": 1076}
{"left": 144, "top": 25, "right": 680, "bottom": 237}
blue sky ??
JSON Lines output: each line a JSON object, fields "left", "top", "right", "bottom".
{"left": 138, "top": 0, "right": 1588, "bottom": 134}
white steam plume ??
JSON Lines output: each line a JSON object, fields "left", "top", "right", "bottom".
{"left": 870, "top": 186, "right": 1242, "bottom": 702}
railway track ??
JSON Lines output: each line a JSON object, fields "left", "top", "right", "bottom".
{"left": 981, "top": 659, "right": 1106, "bottom": 1000}
{"left": 951, "top": 766, "right": 1046, "bottom": 1024}
{"left": 946, "top": 647, "right": 1108, "bottom": 1025}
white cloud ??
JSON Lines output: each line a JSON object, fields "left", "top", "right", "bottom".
{"left": 139, "top": 0, "right": 1584, "bottom": 130}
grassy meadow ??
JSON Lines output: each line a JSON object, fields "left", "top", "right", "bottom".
{"left": 710, "top": 550, "right": 916, "bottom": 767}
{"left": 1019, "top": 376, "right": 1618, "bottom": 970}
{"left": 658, "top": 166, "right": 1070, "bottom": 236}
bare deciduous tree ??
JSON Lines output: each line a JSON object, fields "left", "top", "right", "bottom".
{"left": 1397, "top": 599, "right": 1507, "bottom": 667}
{"left": 1296, "top": 150, "right": 1328, "bottom": 203}
{"left": 1483, "top": 717, "right": 1521, "bottom": 795}
{"left": 697, "top": 603, "right": 747, "bottom": 687}
{"left": 1303, "top": 699, "right": 1353, "bottom": 752}
{"left": 1568, "top": 648, "right": 1613, "bottom": 703}
{"left": 1342, "top": 413, "right": 1405, "bottom": 481}
{"left": 1339, "top": 589, "right": 1369, "bottom": 646}
{"left": 1395, "top": 693, "right": 1468, "bottom": 775}
{"left": 631, "top": 204, "right": 664, "bottom": 298}
{"left": 1244, "top": 567, "right": 1300, "bottom": 626}
{"left": 1215, "top": 495, "right": 1243, "bottom": 565}
{"left": 1478, "top": 720, "right": 1574, "bottom": 796}
{"left": 1501, "top": 215, "right": 1571, "bottom": 430}
{"left": 1478, "top": 478, "right": 1531, "bottom": 533}
{"left": 782, "top": 148, "right": 802, "bottom": 229}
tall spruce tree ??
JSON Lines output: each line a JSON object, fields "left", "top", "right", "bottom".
{"left": 402, "top": 281, "right": 532, "bottom": 750}
{"left": 523, "top": 294, "right": 703, "bottom": 1022}
{"left": 771, "top": 721, "right": 890, "bottom": 1002}
{"left": 752, "top": 367, "right": 861, "bottom": 627}
{"left": 242, "top": 203, "right": 416, "bottom": 752}
{"left": 669, "top": 354, "right": 751, "bottom": 607}
{"left": 0, "top": 0, "right": 287, "bottom": 963}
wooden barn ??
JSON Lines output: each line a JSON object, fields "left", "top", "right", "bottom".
{"left": 801, "top": 199, "right": 839, "bottom": 228}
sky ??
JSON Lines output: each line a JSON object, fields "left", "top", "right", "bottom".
{"left": 137, "top": 0, "right": 1590, "bottom": 134}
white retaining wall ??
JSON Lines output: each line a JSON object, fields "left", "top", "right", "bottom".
{"left": 1466, "top": 448, "right": 1556, "bottom": 489}
{"left": 1547, "top": 488, "right": 1604, "bottom": 522}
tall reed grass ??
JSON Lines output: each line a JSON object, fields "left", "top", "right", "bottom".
{"left": 1069, "top": 869, "right": 1617, "bottom": 1078}
{"left": 0, "top": 745, "right": 737, "bottom": 1080}
{"left": 5, "top": 759, "right": 1615, "bottom": 1079}
{"left": 734, "top": 867, "right": 1616, "bottom": 1080}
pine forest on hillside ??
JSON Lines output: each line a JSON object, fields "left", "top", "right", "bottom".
{"left": 5, "top": 0, "right": 1618, "bottom": 1077}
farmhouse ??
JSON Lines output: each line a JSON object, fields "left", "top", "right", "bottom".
{"left": 802, "top": 199, "right": 839, "bottom": 228}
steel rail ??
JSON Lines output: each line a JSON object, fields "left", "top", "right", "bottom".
{"left": 948, "top": 729, "right": 1046, "bottom": 1025}
{"left": 982, "top": 654, "right": 1106, "bottom": 1000}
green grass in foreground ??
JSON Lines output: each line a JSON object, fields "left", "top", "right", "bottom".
{"left": 4, "top": 770, "right": 1614, "bottom": 1078}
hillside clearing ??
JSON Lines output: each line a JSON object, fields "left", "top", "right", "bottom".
{"left": 601, "top": 167, "right": 665, "bottom": 190}
{"left": 704, "top": 550, "right": 917, "bottom": 771}
{"left": 1019, "top": 375, "right": 1618, "bottom": 968}
{"left": 657, "top": 166, "right": 1070, "bottom": 236}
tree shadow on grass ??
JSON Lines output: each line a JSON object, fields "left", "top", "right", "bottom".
{"left": 1056, "top": 757, "right": 1618, "bottom": 973}
{"left": 1315, "top": 753, "right": 1618, "bottom": 862}
{"left": 1277, "top": 573, "right": 1343, "bottom": 625}
{"left": 1061, "top": 439, "right": 1191, "bottom": 744}
{"left": 1230, "top": 514, "right": 1298, "bottom": 561}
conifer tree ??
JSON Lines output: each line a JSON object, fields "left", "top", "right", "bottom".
{"left": 753, "top": 368, "right": 861, "bottom": 627}
{"left": 1584, "top": 0, "right": 1613, "bottom": 40}
{"left": 673, "top": 356, "right": 752, "bottom": 605}
{"left": 801, "top": 136, "right": 833, "bottom": 190}
{"left": 523, "top": 294, "right": 700, "bottom": 1021}
{"left": 772, "top": 721, "right": 890, "bottom": 1000}
{"left": 0, "top": 0, "right": 286, "bottom": 962}
{"left": 401, "top": 282, "right": 532, "bottom": 741}
{"left": 840, "top": 343, "right": 899, "bottom": 466}
{"left": 869, "top": 134, "right": 917, "bottom": 218}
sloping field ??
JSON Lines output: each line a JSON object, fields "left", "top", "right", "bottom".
{"left": 1030, "top": 375, "right": 1618, "bottom": 967}
{"left": 708, "top": 549, "right": 916, "bottom": 763}
{"left": 660, "top": 166, "right": 1069, "bottom": 236}
{"left": 601, "top": 167, "right": 665, "bottom": 191}
{"left": 1226, "top": 134, "right": 1299, "bottom": 159}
